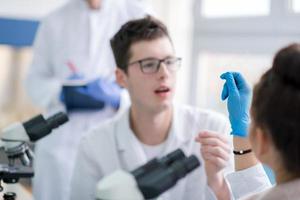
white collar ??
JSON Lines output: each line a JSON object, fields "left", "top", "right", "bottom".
{"left": 115, "top": 105, "right": 190, "bottom": 152}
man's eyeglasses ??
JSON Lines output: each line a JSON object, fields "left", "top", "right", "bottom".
{"left": 128, "top": 57, "right": 182, "bottom": 74}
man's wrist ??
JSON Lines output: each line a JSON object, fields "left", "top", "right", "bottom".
{"left": 208, "top": 173, "right": 230, "bottom": 200}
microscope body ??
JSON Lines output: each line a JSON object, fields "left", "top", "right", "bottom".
{"left": 0, "top": 112, "right": 68, "bottom": 198}
{"left": 96, "top": 149, "right": 200, "bottom": 200}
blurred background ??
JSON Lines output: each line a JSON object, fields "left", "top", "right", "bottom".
{"left": 0, "top": 0, "right": 300, "bottom": 197}
{"left": 1, "top": 0, "right": 300, "bottom": 128}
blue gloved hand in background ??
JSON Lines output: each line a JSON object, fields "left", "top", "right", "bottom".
{"left": 85, "top": 78, "right": 121, "bottom": 109}
{"left": 60, "top": 77, "right": 121, "bottom": 111}
{"left": 220, "top": 72, "right": 251, "bottom": 137}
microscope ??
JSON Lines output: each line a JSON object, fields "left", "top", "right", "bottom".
{"left": 1, "top": 112, "right": 199, "bottom": 200}
{"left": 0, "top": 112, "right": 68, "bottom": 200}
{"left": 96, "top": 149, "right": 201, "bottom": 200}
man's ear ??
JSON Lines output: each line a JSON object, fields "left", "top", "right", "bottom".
{"left": 115, "top": 68, "right": 127, "bottom": 88}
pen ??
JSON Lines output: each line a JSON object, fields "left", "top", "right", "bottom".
{"left": 66, "top": 61, "right": 78, "bottom": 74}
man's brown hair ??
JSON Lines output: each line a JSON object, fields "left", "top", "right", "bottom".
{"left": 110, "top": 15, "right": 172, "bottom": 72}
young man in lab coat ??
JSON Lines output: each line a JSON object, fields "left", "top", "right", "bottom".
{"left": 25, "top": 1, "right": 151, "bottom": 200}
{"left": 70, "top": 16, "right": 270, "bottom": 200}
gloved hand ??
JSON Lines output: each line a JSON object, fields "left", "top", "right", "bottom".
{"left": 61, "top": 77, "right": 121, "bottom": 111}
{"left": 220, "top": 72, "right": 251, "bottom": 137}
{"left": 86, "top": 78, "right": 121, "bottom": 109}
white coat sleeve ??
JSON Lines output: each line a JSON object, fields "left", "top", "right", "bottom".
{"left": 182, "top": 169, "right": 218, "bottom": 200}
{"left": 226, "top": 164, "right": 272, "bottom": 199}
{"left": 183, "top": 111, "right": 271, "bottom": 200}
{"left": 24, "top": 20, "right": 62, "bottom": 111}
{"left": 219, "top": 119, "right": 272, "bottom": 199}
{"left": 69, "top": 137, "right": 103, "bottom": 200}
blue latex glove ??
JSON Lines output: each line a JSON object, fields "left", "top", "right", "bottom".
{"left": 86, "top": 78, "right": 121, "bottom": 109}
{"left": 220, "top": 72, "right": 251, "bottom": 137}
{"left": 61, "top": 78, "right": 121, "bottom": 111}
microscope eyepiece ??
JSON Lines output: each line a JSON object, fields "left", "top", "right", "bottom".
{"left": 159, "top": 149, "right": 185, "bottom": 166}
{"left": 135, "top": 149, "right": 201, "bottom": 199}
{"left": 46, "top": 112, "right": 69, "bottom": 130}
{"left": 23, "top": 112, "right": 69, "bottom": 142}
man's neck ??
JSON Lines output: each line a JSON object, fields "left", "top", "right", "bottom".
{"left": 130, "top": 105, "right": 173, "bottom": 146}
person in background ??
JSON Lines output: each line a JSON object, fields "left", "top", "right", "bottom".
{"left": 219, "top": 43, "right": 300, "bottom": 199}
{"left": 24, "top": 0, "right": 150, "bottom": 200}
{"left": 70, "top": 15, "right": 270, "bottom": 200}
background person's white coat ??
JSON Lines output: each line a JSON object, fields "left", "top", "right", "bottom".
{"left": 24, "top": 0, "right": 150, "bottom": 200}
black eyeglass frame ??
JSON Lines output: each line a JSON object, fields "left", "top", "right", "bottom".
{"left": 127, "top": 57, "right": 182, "bottom": 74}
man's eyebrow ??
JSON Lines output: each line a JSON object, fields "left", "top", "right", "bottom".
{"left": 139, "top": 55, "right": 176, "bottom": 60}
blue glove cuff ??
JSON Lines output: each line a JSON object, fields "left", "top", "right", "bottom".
{"left": 231, "top": 123, "right": 249, "bottom": 137}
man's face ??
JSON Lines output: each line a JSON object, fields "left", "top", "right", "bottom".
{"left": 117, "top": 37, "right": 177, "bottom": 113}
{"left": 86, "top": 0, "right": 101, "bottom": 10}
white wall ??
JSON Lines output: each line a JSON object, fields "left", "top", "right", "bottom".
{"left": 149, "top": 0, "right": 193, "bottom": 104}
{"left": 190, "top": 0, "right": 300, "bottom": 108}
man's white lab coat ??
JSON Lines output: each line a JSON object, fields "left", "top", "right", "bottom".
{"left": 70, "top": 105, "right": 271, "bottom": 200}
